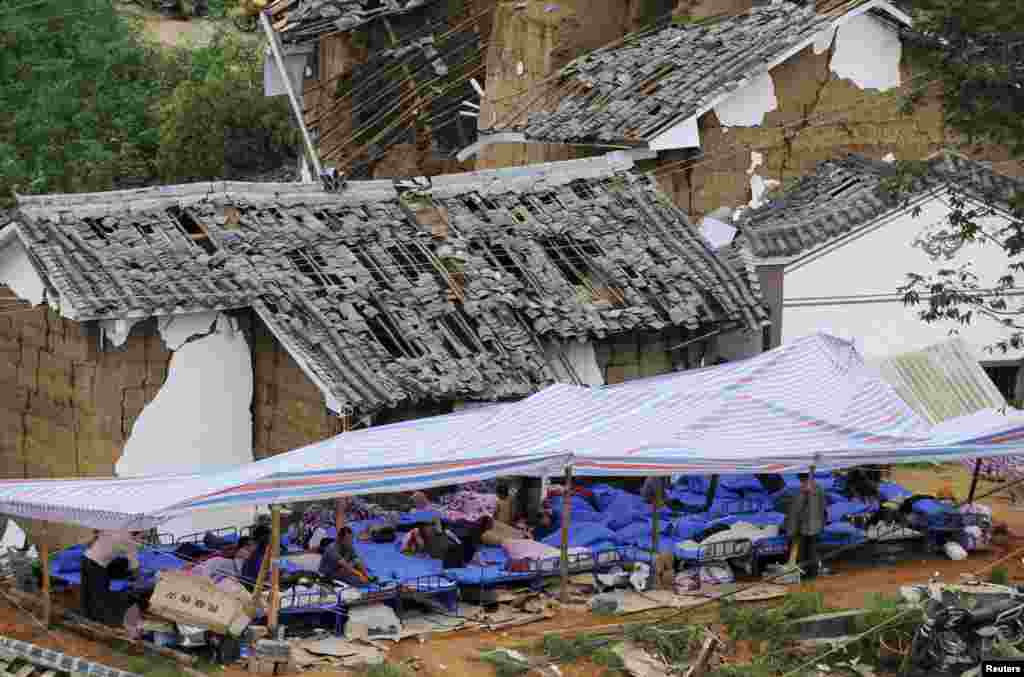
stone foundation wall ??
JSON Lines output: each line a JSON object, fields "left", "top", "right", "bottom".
{"left": 0, "top": 302, "right": 170, "bottom": 551}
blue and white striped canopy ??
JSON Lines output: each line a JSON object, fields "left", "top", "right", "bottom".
{"left": 3, "top": 333, "right": 1024, "bottom": 530}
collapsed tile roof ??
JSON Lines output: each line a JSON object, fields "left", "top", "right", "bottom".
{"left": 10, "top": 156, "right": 767, "bottom": 414}
{"left": 736, "top": 151, "right": 1024, "bottom": 259}
{"left": 496, "top": 0, "right": 907, "bottom": 146}
{"left": 267, "top": 0, "right": 437, "bottom": 45}
{"left": 339, "top": 24, "right": 481, "bottom": 176}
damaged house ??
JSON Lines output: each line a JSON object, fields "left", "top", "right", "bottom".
{"left": 0, "top": 155, "right": 766, "bottom": 548}
{"left": 263, "top": 0, "right": 491, "bottom": 179}
{"left": 732, "top": 150, "right": 1024, "bottom": 401}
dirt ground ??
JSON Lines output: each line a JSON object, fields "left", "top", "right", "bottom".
{"left": 115, "top": 1, "right": 255, "bottom": 49}
{"left": 1, "top": 463, "right": 1022, "bottom": 676}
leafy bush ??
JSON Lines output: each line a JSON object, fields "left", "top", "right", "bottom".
{"left": 154, "top": 29, "right": 298, "bottom": 182}
{"left": 0, "top": 2, "right": 297, "bottom": 206}
{"left": 0, "top": 0, "right": 160, "bottom": 204}
{"left": 991, "top": 566, "right": 1010, "bottom": 585}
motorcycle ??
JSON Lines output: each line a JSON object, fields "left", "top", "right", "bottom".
{"left": 909, "top": 571, "right": 1024, "bottom": 675}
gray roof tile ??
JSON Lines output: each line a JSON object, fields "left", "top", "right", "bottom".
{"left": 499, "top": 1, "right": 906, "bottom": 146}
{"left": 11, "top": 158, "right": 766, "bottom": 414}
{"left": 737, "top": 151, "right": 1024, "bottom": 259}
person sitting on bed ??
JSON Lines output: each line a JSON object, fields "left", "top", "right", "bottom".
{"left": 319, "top": 526, "right": 371, "bottom": 584}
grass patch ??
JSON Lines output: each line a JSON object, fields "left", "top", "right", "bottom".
{"left": 991, "top": 566, "right": 1010, "bottom": 585}
{"left": 364, "top": 662, "right": 411, "bottom": 677}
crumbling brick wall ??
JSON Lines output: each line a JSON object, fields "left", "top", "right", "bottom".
{"left": 250, "top": 312, "right": 346, "bottom": 460}
{"left": 0, "top": 301, "right": 171, "bottom": 551}
{"left": 479, "top": 2, "right": 1023, "bottom": 216}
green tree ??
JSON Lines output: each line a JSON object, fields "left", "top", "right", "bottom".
{"left": 154, "top": 30, "right": 298, "bottom": 182}
{"left": 897, "top": 0, "right": 1024, "bottom": 354}
{"left": 0, "top": 0, "right": 161, "bottom": 204}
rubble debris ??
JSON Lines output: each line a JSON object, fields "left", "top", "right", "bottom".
{"left": 613, "top": 642, "right": 669, "bottom": 677}
{"left": 0, "top": 636, "right": 140, "bottom": 677}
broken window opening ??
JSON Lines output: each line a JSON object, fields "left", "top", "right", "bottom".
{"left": 484, "top": 242, "right": 527, "bottom": 285}
{"left": 308, "top": 251, "right": 345, "bottom": 287}
{"left": 519, "top": 197, "right": 541, "bottom": 217}
{"left": 541, "top": 235, "right": 588, "bottom": 285}
{"left": 569, "top": 179, "right": 597, "bottom": 201}
{"left": 441, "top": 311, "right": 481, "bottom": 355}
{"left": 437, "top": 331, "right": 462, "bottom": 359}
{"left": 286, "top": 249, "right": 318, "bottom": 279}
{"left": 829, "top": 178, "right": 861, "bottom": 198}
{"left": 386, "top": 245, "right": 420, "bottom": 283}
{"left": 351, "top": 249, "right": 392, "bottom": 289}
{"left": 166, "top": 206, "right": 216, "bottom": 255}
{"left": 462, "top": 196, "right": 491, "bottom": 222}
{"left": 82, "top": 217, "right": 110, "bottom": 242}
{"left": 537, "top": 192, "right": 560, "bottom": 208}
{"left": 365, "top": 304, "right": 422, "bottom": 358}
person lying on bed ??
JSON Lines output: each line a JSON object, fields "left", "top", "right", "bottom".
{"left": 191, "top": 537, "right": 256, "bottom": 583}
{"left": 319, "top": 526, "right": 371, "bottom": 585}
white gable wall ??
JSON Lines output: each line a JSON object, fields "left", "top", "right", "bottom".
{"left": 0, "top": 239, "right": 46, "bottom": 307}
{"left": 781, "top": 196, "right": 1024, "bottom": 361}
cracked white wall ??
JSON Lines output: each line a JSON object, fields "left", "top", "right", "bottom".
{"left": 117, "top": 312, "right": 255, "bottom": 539}
{"left": 0, "top": 240, "right": 46, "bottom": 307}
{"left": 713, "top": 72, "right": 778, "bottom": 128}
{"left": 830, "top": 13, "right": 901, "bottom": 91}
{"left": 544, "top": 339, "right": 605, "bottom": 386}
{"left": 733, "top": 152, "right": 780, "bottom": 220}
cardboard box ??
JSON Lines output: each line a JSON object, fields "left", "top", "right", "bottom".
{"left": 149, "top": 571, "right": 251, "bottom": 636}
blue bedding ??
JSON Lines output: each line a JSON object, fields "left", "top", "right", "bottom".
{"left": 820, "top": 523, "right": 866, "bottom": 546}
{"left": 591, "top": 485, "right": 625, "bottom": 512}
{"left": 720, "top": 474, "right": 765, "bottom": 494}
{"left": 540, "top": 524, "right": 617, "bottom": 548}
{"left": 879, "top": 482, "right": 912, "bottom": 501}
{"left": 354, "top": 541, "right": 443, "bottom": 583}
{"left": 909, "top": 499, "right": 951, "bottom": 515}
{"left": 828, "top": 501, "right": 874, "bottom": 523}
{"left": 709, "top": 512, "right": 785, "bottom": 528}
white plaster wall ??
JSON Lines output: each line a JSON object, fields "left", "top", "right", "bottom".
{"left": 830, "top": 13, "right": 901, "bottom": 91}
{"left": 0, "top": 240, "right": 45, "bottom": 306}
{"left": 713, "top": 73, "right": 778, "bottom": 127}
{"left": 543, "top": 339, "right": 605, "bottom": 386}
{"left": 117, "top": 313, "right": 256, "bottom": 539}
{"left": 782, "top": 197, "right": 1024, "bottom": 360}
{"left": 649, "top": 117, "right": 700, "bottom": 151}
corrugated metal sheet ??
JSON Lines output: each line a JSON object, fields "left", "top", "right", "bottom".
{"left": 871, "top": 339, "right": 1007, "bottom": 425}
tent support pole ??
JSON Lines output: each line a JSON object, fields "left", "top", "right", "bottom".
{"left": 269, "top": 506, "right": 281, "bottom": 635}
{"left": 559, "top": 466, "right": 573, "bottom": 604}
{"left": 652, "top": 480, "right": 662, "bottom": 590}
{"left": 704, "top": 475, "right": 719, "bottom": 512}
{"left": 968, "top": 459, "right": 983, "bottom": 504}
{"left": 335, "top": 497, "right": 347, "bottom": 531}
{"left": 40, "top": 528, "right": 50, "bottom": 627}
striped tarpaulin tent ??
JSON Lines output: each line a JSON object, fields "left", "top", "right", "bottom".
{"left": 6, "top": 333, "right": 1024, "bottom": 531}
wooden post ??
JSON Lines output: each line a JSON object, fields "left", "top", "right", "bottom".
{"left": 968, "top": 459, "right": 983, "bottom": 504}
{"left": 39, "top": 529, "right": 50, "bottom": 627}
{"left": 335, "top": 497, "right": 347, "bottom": 531}
{"left": 651, "top": 479, "right": 662, "bottom": 590}
{"left": 268, "top": 506, "right": 281, "bottom": 635}
{"left": 559, "top": 466, "right": 573, "bottom": 604}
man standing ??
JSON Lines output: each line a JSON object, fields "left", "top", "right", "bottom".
{"left": 783, "top": 472, "right": 827, "bottom": 579}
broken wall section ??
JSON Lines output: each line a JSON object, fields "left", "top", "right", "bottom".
{"left": 0, "top": 302, "right": 172, "bottom": 552}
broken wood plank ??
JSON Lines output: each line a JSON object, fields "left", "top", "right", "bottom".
{"left": 683, "top": 634, "right": 720, "bottom": 677}
{"left": 59, "top": 611, "right": 197, "bottom": 666}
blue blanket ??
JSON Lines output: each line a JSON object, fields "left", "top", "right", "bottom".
{"left": 878, "top": 482, "right": 912, "bottom": 501}
{"left": 541, "top": 524, "right": 617, "bottom": 548}
{"left": 828, "top": 501, "right": 874, "bottom": 523}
